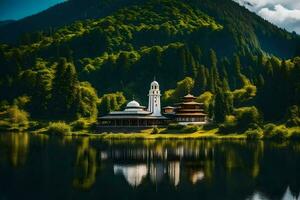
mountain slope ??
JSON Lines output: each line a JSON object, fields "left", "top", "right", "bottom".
{"left": 0, "top": 0, "right": 298, "bottom": 58}
{"left": 0, "top": 20, "right": 15, "bottom": 27}
{"left": 0, "top": 0, "right": 300, "bottom": 122}
{"left": 0, "top": 0, "right": 145, "bottom": 44}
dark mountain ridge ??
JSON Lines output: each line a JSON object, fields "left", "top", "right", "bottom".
{"left": 0, "top": 0, "right": 145, "bottom": 44}
{"left": 0, "top": 0, "right": 299, "bottom": 59}
{"left": 0, "top": 20, "right": 15, "bottom": 27}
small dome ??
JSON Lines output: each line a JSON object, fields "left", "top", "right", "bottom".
{"left": 151, "top": 81, "right": 159, "bottom": 90}
{"left": 151, "top": 81, "right": 159, "bottom": 86}
{"left": 126, "top": 100, "right": 140, "bottom": 108}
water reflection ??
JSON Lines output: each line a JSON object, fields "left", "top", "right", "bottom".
{"left": 0, "top": 133, "right": 300, "bottom": 200}
{"left": 114, "top": 164, "right": 148, "bottom": 187}
{"left": 248, "top": 187, "right": 300, "bottom": 200}
{"left": 73, "top": 138, "right": 97, "bottom": 190}
{"left": 0, "top": 133, "right": 29, "bottom": 167}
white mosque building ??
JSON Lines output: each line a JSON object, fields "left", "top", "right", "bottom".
{"left": 98, "top": 80, "right": 169, "bottom": 127}
{"left": 98, "top": 79, "right": 208, "bottom": 127}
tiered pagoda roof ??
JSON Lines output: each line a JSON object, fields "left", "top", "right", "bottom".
{"left": 174, "top": 94, "right": 206, "bottom": 116}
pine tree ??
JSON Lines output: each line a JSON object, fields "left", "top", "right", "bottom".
{"left": 51, "top": 58, "right": 79, "bottom": 119}
{"left": 214, "top": 87, "right": 227, "bottom": 123}
{"left": 193, "top": 65, "right": 207, "bottom": 95}
{"left": 208, "top": 49, "right": 219, "bottom": 94}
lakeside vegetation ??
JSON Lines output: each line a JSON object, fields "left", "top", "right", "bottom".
{"left": 26, "top": 122, "right": 300, "bottom": 141}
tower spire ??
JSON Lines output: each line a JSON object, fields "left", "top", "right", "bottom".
{"left": 148, "top": 80, "right": 162, "bottom": 116}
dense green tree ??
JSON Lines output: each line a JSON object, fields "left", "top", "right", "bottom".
{"left": 163, "top": 77, "right": 195, "bottom": 105}
{"left": 193, "top": 65, "right": 207, "bottom": 95}
{"left": 51, "top": 58, "right": 79, "bottom": 119}
{"left": 214, "top": 87, "right": 226, "bottom": 123}
{"left": 207, "top": 49, "right": 219, "bottom": 93}
{"left": 98, "top": 92, "right": 126, "bottom": 115}
{"left": 234, "top": 106, "right": 262, "bottom": 130}
{"left": 286, "top": 105, "right": 300, "bottom": 127}
{"left": 76, "top": 82, "right": 99, "bottom": 119}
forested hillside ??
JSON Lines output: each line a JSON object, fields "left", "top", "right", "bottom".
{"left": 0, "top": 0, "right": 299, "bottom": 130}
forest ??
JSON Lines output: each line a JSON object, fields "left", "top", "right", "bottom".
{"left": 0, "top": 0, "right": 299, "bottom": 137}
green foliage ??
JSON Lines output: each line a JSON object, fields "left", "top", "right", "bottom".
{"left": 214, "top": 87, "right": 233, "bottom": 123}
{"left": 98, "top": 92, "right": 126, "bottom": 115}
{"left": 71, "top": 118, "right": 89, "bottom": 131}
{"left": 76, "top": 82, "right": 99, "bottom": 119}
{"left": 182, "top": 125, "right": 200, "bottom": 133}
{"left": 6, "top": 106, "right": 29, "bottom": 125}
{"left": 232, "top": 75, "right": 257, "bottom": 106}
{"left": 219, "top": 107, "right": 261, "bottom": 133}
{"left": 163, "top": 77, "right": 194, "bottom": 104}
{"left": 234, "top": 106, "right": 262, "bottom": 130}
{"left": 290, "top": 129, "right": 300, "bottom": 140}
{"left": 151, "top": 127, "right": 159, "bottom": 134}
{"left": 218, "top": 115, "right": 237, "bottom": 134}
{"left": 13, "top": 96, "right": 31, "bottom": 109}
{"left": 263, "top": 124, "right": 289, "bottom": 141}
{"left": 286, "top": 105, "right": 300, "bottom": 127}
{"left": 46, "top": 121, "right": 72, "bottom": 136}
{"left": 167, "top": 123, "right": 185, "bottom": 130}
{"left": 0, "top": 105, "right": 29, "bottom": 131}
{"left": 51, "top": 58, "right": 79, "bottom": 118}
{"left": 197, "top": 91, "right": 213, "bottom": 113}
{"left": 165, "top": 123, "right": 199, "bottom": 133}
{"left": 246, "top": 128, "right": 263, "bottom": 140}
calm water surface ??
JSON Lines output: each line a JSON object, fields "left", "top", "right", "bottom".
{"left": 0, "top": 133, "right": 300, "bottom": 200}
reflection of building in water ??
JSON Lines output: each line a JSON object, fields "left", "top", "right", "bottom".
{"left": 114, "top": 164, "right": 148, "bottom": 187}
{"left": 190, "top": 170, "right": 205, "bottom": 184}
{"left": 168, "top": 161, "right": 180, "bottom": 187}
{"left": 99, "top": 141, "right": 216, "bottom": 187}
{"left": 149, "top": 162, "right": 164, "bottom": 183}
{"left": 247, "top": 192, "right": 270, "bottom": 200}
{"left": 114, "top": 162, "right": 181, "bottom": 187}
{"left": 247, "top": 187, "right": 300, "bottom": 200}
{"left": 282, "top": 187, "right": 300, "bottom": 200}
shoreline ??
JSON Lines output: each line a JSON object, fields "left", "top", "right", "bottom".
{"left": 2, "top": 123, "right": 299, "bottom": 141}
{"left": 28, "top": 128, "right": 281, "bottom": 141}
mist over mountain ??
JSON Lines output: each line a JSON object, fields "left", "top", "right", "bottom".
{"left": 234, "top": 0, "right": 300, "bottom": 34}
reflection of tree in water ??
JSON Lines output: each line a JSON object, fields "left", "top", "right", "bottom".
{"left": 0, "top": 133, "right": 29, "bottom": 167}
{"left": 254, "top": 142, "right": 300, "bottom": 200}
{"left": 73, "top": 138, "right": 97, "bottom": 190}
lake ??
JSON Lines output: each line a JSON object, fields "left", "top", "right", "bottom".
{"left": 0, "top": 133, "right": 300, "bottom": 200}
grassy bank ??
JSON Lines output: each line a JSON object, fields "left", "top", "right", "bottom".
{"left": 89, "top": 128, "right": 248, "bottom": 140}
{"left": 1, "top": 117, "right": 299, "bottom": 141}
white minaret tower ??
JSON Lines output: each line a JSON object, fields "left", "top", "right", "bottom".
{"left": 148, "top": 79, "right": 162, "bottom": 116}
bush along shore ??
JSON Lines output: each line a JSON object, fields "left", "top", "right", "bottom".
{"left": 0, "top": 98, "right": 299, "bottom": 141}
{"left": 1, "top": 116, "right": 299, "bottom": 141}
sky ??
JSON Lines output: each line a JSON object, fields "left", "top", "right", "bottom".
{"left": 234, "top": 0, "right": 300, "bottom": 34}
{"left": 0, "top": 0, "right": 64, "bottom": 21}
{"left": 0, "top": 0, "right": 299, "bottom": 34}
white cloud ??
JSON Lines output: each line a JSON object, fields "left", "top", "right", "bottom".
{"left": 233, "top": 0, "right": 300, "bottom": 34}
